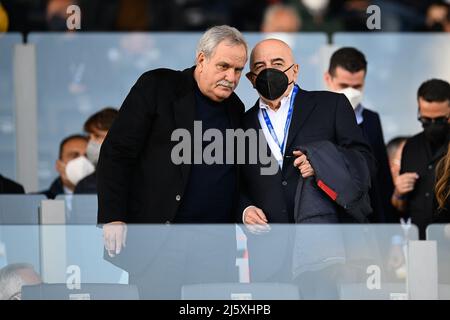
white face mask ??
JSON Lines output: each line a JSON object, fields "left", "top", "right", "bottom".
{"left": 338, "top": 87, "right": 363, "bottom": 110}
{"left": 65, "top": 156, "right": 95, "bottom": 186}
{"left": 86, "top": 140, "right": 102, "bottom": 166}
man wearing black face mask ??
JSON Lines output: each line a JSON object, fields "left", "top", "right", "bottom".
{"left": 239, "top": 40, "right": 375, "bottom": 292}
{"left": 392, "top": 79, "right": 450, "bottom": 239}
{"left": 241, "top": 39, "right": 375, "bottom": 229}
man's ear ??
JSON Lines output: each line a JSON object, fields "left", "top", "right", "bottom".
{"left": 245, "top": 71, "right": 252, "bottom": 82}
{"left": 293, "top": 63, "right": 299, "bottom": 80}
{"left": 324, "top": 71, "right": 332, "bottom": 89}
{"left": 55, "top": 159, "right": 63, "bottom": 175}
{"left": 196, "top": 52, "right": 206, "bottom": 72}
{"left": 246, "top": 71, "right": 256, "bottom": 87}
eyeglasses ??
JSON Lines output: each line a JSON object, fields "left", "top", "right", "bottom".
{"left": 417, "top": 115, "right": 449, "bottom": 125}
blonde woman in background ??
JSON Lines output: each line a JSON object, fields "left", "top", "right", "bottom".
{"left": 436, "top": 142, "right": 450, "bottom": 213}
{"left": 435, "top": 142, "right": 450, "bottom": 239}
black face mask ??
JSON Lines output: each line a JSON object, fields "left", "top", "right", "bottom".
{"left": 422, "top": 122, "right": 449, "bottom": 145}
{"left": 251, "top": 64, "right": 294, "bottom": 101}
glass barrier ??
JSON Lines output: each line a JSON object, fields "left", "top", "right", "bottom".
{"left": 426, "top": 224, "right": 450, "bottom": 297}
{"left": 27, "top": 32, "right": 327, "bottom": 189}
{"left": 0, "top": 195, "right": 44, "bottom": 281}
{"left": 55, "top": 194, "right": 98, "bottom": 224}
{"left": 0, "top": 194, "right": 45, "bottom": 224}
{"left": 0, "top": 33, "right": 21, "bottom": 180}
{"left": 0, "top": 225, "right": 41, "bottom": 280}
{"left": 333, "top": 33, "right": 450, "bottom": 142}
{"left": 2, "top": 223, "right": 440, "bottom": 300}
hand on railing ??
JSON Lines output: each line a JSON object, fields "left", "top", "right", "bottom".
{"left": 243, "top": 206, "right": 271, "bottom": 235}
{"left": 103, "top": 221, "right": 127, "bottom": 257}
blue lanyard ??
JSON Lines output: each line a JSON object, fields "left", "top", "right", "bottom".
{"left": 261, "top": 85, "right": 299, "bottom": 155}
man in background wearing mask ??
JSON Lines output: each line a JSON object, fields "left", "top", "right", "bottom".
{"left": 74, "top": 107, "right": 118, "bottom": 194}
{"left": 40, "top": 134, "right": 88, "bottom": 199}
{"left": 392, "top": 79, "right": 450, "bottom": 239}
{"left": 324, "top": 46, "right": 395, "bottom": 223}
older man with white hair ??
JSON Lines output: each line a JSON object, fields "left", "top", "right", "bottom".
{"left": 97, "top": 25, "right": 249, "bottom": 299}
{"left": 0, "top": 263, "right": 41, "bottom": 300}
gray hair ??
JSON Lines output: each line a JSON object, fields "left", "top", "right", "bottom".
{"left": 0, "top": 263, "right": 35, "bottom": 300}
{"left": 196, "top": 25, "right": 248, "bottom": 60}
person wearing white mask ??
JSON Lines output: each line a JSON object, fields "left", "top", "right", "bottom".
{"left": 74, "top": 107, "right": 119, "bottom": 194}
{"left": 324, "top": 47, "right": 396, "bottom": 223}
{"left": 40, "top": 134, "right": 88, "bottom": 199}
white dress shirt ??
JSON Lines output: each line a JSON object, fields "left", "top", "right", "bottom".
{"left": 354, "top": 103, "right": 364, "bottom": 125}
{"left": 242, "top": 87, "right": 295, "bottom": 223}
{"left": 257, "top": 86, "right": 295, "bottom": 168}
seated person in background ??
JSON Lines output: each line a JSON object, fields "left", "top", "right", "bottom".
{"left": 0, "top": 263, "right": 42, "bottom": 300}
{"left": 74, "top": 107, "right": 118, "bottom": 194}
{"left": 0, "top": 174, "right": 25, "bottom": 194}
{"left": 40, "top": 134, "right": 88, "bottom": 199}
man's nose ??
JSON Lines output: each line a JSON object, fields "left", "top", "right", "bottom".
{"left": 224, "top": 68, "right": 236, "bottom": 83}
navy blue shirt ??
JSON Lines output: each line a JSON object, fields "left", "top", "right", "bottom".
{"left": 175, "top": 88, "right": 236, "bottom": 223}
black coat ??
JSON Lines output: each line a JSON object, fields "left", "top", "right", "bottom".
{"left": 240, "top": 89, "right": 375, "bottom": 223}
{"left": 0, "top": 174, "right": 25, "bottom": 194}
{"left": 400, "top": 132, "right": 449, "bottom": 239}
{"left": 360, "top": 108, "right": 396, "bottom": 222}
{"left": 74, "top": 172, "right": 97, "bottom": 194}
{"left": 240, "top": 89, "right": 375, "bottom": 282}
{"left": 40, "top": 177, "right": 64, "bottom": 199}
{"left": 97, "top": 67, "right": 245, "bottom": 224}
